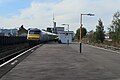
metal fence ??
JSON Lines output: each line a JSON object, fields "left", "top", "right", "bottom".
{"left": 0, "top": 36, "right": 27, "bottom": 46}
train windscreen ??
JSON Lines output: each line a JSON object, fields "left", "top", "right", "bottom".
{"left": 29, "top": 30, "right": 41, "bottom": 34}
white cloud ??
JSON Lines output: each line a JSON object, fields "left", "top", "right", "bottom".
{"left": 0, "top": 0, "right": 120, "bottom": 32}
{"left": 0, "top": 2, "right": 54, "bottom": 29}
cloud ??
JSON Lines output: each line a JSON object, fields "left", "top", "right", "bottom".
{"left": 0, "top": 2, "right": 54, "bottom": 29}
{"left": 52, "top": 0, "right": 120, "bottom": 31}
{"left": 0, "top": 0, "right": 120, "bottom": 32}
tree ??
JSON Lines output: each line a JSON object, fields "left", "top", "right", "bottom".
{"left": 87, "top": 30, "right": 94, "bottom": 43}
{"left": 108, "top": 11, "right": 120, "bottom": 43}
{"left": 75, "top": 27, "right": 87, "bottom": 40}
{"left": 94, "top": 19, "right": 105, "bottom": 43}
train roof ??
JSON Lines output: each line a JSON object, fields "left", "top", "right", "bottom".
{"left": 28, "top": 28, "right": 57, "bottom": 35}
{"left": 28, "top": 28, "right": 40, "bottom": 31}
{"left": 41, "top": 30, "right": 57, "bottom": 35}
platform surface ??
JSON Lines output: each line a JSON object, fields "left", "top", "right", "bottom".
{"left": 1, "top": 42, "right": 120, "bottom": 80}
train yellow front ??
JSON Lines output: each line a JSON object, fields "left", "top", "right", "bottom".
{"left": 27, "top": 28, "right": 57, "bottom": 45}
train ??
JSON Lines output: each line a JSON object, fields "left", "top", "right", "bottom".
{"left": 27, "top": 28, "right": 58, "bottom": 45}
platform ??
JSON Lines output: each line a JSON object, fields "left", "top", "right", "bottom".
{"left": 1, "top": 42, "right": 120, "bottom": 80}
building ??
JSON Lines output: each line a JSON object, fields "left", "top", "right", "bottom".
{"left": 47, "top": 27, "right": 53, "bottom": 33}
{"left": 53, "top": 22, "right": 57, "bottom": 33}
{"left": 18, "top": 25, "right": 28, "bottom": 36}
{"left": 105, "top": 33, "right": 112, "bottom": 41}
{"left": 47, "top": 15, "right": 74, "bottom": 43}
{"left": 46, "top": 27, "right": 64, "bottom": 34}
{"left": 58, "top": 31, "right": 74, "bottom": 44}
{"left": 0, "top": 29, "right": 1, "bottom": 33}
{"left": 10, "top": 29, "right": 18, "bottom": 36}
{"left": 46, "top": 26, "right": 74, "bottom": 44}
{"left": 55, "top": 27, "right": 64, "bottom": 34}
{"left": 0, "top": 29, "right": 18, "bottom": 36}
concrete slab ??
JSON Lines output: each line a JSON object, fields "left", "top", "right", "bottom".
{"left": 1, "top": 43, "right": 120, "bottom": 80}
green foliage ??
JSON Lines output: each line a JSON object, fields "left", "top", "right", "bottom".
{"left": 75, "top": 27, "right": 87, "bottom": 40}
{"left": 87, "top": 30, "right": 95, "bottom": 43}
{"left": 94, "top": 19, "right": 105, "bottom": 43}
{"left": 108, "top": 11, "right": 120, "bottom": 42}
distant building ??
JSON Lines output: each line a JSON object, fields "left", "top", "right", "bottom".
{"left": 47, "top": 27, "right": 53, "bottom": 33}
{"left": 53, "top": 22, "right": 57, "bottom": 33}
{"left": 0, "top": 29, "right": 1, "bottom": 33}
{"left": 46, "top": 27, "right": 64, "bottom": 34}
{"left": 47, "top": 15, "right": 74, "bottom": 43}
{"left": 18, "top": 25, "right": 28, "bottom": 36}
{"left": 0, "top": 33, "right": 4, "bottom": 36}
{"left": 58, "top": 31, "right": 74, "bottom": 44}
{"left": 105, "top": 33, "right": 112, "bottom": 41}
{"left": 46, "top": 24, "right": 74, "bottom": 44}
{"left": 0, "top": 29, "right": 18, "bottom": 36}
{"left": 10, "top": 29, "right": 18, "bottom": 36}
{"left": 56, "top": 27, "right": 64, "bottom": 34}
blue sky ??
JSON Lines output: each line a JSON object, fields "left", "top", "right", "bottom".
{"left": 0, "top": 0, "right": 32, "bottom": 17}
{"left": 0, "top": 0, "right": 119, "bottom": 32}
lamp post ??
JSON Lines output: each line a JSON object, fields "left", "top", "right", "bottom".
{"left": 62, "top": 24, "right": 69, "bottom": 45}
{"left": 80, "top": 13, "right": 94, "bottom": 53}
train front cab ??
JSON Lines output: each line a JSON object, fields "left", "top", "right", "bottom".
{"left": 27, "top": 29, "right": 41, "bottom": 46}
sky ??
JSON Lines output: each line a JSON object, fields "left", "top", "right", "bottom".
{"left": 0, "top": 0, "right": 120, "bottom": 32}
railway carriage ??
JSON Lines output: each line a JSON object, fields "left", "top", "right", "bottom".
{"left": 27, "top": 28, "right": 57, "bottom": 45}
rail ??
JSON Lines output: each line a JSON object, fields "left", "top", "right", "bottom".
{"left": 0, "top": 46, "right": 30, "bottom": 65}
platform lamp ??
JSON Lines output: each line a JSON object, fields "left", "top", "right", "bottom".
{"left": 79, "top": 13, "right": 95, "bottom": 53}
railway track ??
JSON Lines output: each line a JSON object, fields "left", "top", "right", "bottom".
{"left": 0, "top": 43, "right": 30, "bottom": 62}
{"left": 0, "top": 47, "right": 30, "bottom": 65}
{"left": 0, "top": 44, "right": 41, "bottom": 78}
